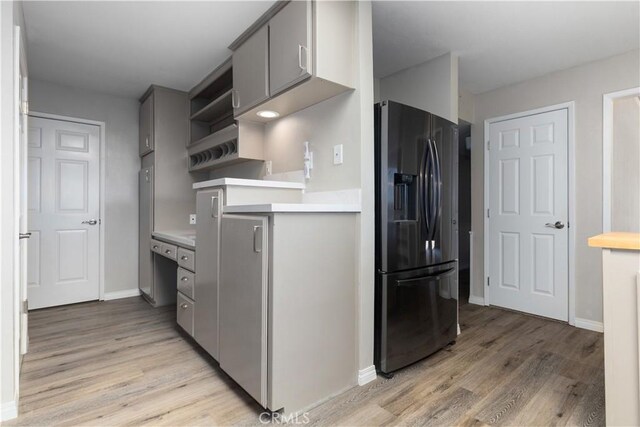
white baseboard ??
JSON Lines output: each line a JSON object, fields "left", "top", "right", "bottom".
{"left": 358, "top": 365, "right": 377, "bottom": 386}
{"left": 0, "top": 400, "right": 17, "bottom": 422}
{"left": 103, "top": 288, "right": 141, "bottom": 301}
{"left": 574, "top": 317, "right": 604, "bottom": 333}
{"left": 468, "top": 295, "right": 485, "bottom": 306}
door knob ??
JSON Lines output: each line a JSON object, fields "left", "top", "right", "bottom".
{"left": 82, "top": 219, "right": 98, "bottom": 225}
{"left": 545, "top": 221, "right": 565, "bottom": 229}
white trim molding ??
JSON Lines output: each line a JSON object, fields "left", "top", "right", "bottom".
{"left": 357, "top": 365, "right": 377, "bottom": 386}
{"left": 483, "top": 102, "right": 576, "bottom": 325}
{"left": 602, "top": 87, "right": 640, "bottom": 233}
{"left": 574, "top": 318, "right": 604, "bottom": 333}
{"left": 28, "top": 112, "right": 107, "bottom": 301}
{"left": 468, "top": 295, "right": 486, "bottom": 306}
{"left": 0, "top": 400, "right": 17, "bottom": 422}
{"left": 103, "top": 288, "right": 141, "bottom": 301}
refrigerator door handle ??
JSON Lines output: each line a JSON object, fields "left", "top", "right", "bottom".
{"left": 419, "top": 138, "right": 430, "bottom": 235}
{"left": 427, "top": 138, "right": 438, "bottom": 241}
{"left": 395, "top": 267, "right": 456, "bottom": 286}
{"left": 430, "top": 137, "right": 442, "bottom": 242}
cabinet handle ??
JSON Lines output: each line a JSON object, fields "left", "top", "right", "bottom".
{"left": 145, "top": 136, "right": 149, "bottom": 148}
{"left": 180, "top": 303, "right": 188, "bottom": 309}
{"left": 181, "top": 277, "right": 189, "bottom": 282}
{"left": 298, "top": 45, "right": 308, "bottom": 72}
{"left": 152, "top": 245, "right": 159, "bottom": 250}
{"left": 253, "top": 225, "right": 262, "bottom": 253}
{"left": 165, "top": 249, "right": 172, "bottom": 254}
{"left": 181, "top": 255, "right": 188, "bottom": 261}
{"left": 211, "top": 196, "right": 219, "bottom": 218}
{"left": 231, "top": 90, "right": 240, "bottom": 109}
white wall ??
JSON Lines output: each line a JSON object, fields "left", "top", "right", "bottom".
{"left": 471, "top": 49, "right": 640, "bottom": 324}
{"left": 29, "top": 79, "right": 140, "bottom": 295}
{"left": 0, "top": 0, "right": 25, "bottom": 420}
{"left": 611, "top": 96, "right": 640, "bottom": 232}
{"left": 379, "top": 52, "right": 459, "bottom": 123}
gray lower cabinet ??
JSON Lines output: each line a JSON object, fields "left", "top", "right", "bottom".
{"left": 177, "top": 292, "right": 194, "bottom": 336}
{"left": 194, "top": 188, "right": 223, "bottom": 359}
{"left": 269, "top": 0, "right": 312, "bottom": 96}
{"left": 219, "top": 214, "right": 268, "bottom": 408}
{"left": 139, "top": 166, "right": 154, "bottom": 299}
{"left": 232, "top": 25, "right": 269, "bottom": 116}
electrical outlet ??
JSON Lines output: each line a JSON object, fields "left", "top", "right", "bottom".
{"left": 333, "top": 144, "right": 343, "bottom": 165}
{"left": 189, "top": 214, "right": 196, "bottom": 225}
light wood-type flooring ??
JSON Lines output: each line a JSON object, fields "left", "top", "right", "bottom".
{"left": 5, "top": 297, "right": 604, "bottom": 426}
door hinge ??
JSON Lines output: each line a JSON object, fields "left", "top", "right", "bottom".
{"left": 487, "top": 277, "right": 490, "bottom": 287}
{"left": 22, "top": 300, "right": 28, "bottom": 312}
{"left": 20, "top": 101, "right": 29, "bottom": 115}
{"left": 486, "top": 140, "right": 490, "bottom": 150}
{"left": 487, "top": 209, "right": 490, "bottom": 218}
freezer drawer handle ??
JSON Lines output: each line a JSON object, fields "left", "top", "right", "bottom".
{"left": 395, "top": 267, "right": 455, "bottom": 287}
{"left": 253, "top": 225, "right": 262, "bottom": 253}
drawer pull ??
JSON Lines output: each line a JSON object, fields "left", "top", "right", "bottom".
{"left": 152, "top": 245, "right": 159, "bottom": 250}
{"left": 181, "top": 277, "right": 189, "bottom": 282}
{"left": 180, "top": 303, "right": 188, "bottom": 309}
{"left": 181, "top": 255, "right": 188, "bottom": 261}
{"left": 165, "top": 249, "right": 172, "bottom": 254}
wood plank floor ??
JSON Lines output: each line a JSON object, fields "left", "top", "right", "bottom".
{"left": 5, "top": 297, "right": 605, "bottom": 426}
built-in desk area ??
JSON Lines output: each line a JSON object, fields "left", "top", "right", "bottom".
{"left": 588, "top": 232, "right": 640, "bottom": 426}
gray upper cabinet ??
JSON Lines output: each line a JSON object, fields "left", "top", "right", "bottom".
{"left": 269, "top": 0, "right": 312, "bottom": 96}
{"left": 139, "top": 92, "right": 154, "bottom": 156}
{"left": 229, "top": 0, "right": 355, "bottom": 123}
{"left": 232, "top": 25, "right": 269, "bottom": 116}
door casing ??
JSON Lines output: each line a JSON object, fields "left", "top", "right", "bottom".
{"left": 28, "top": 111, "right": 106, "bottom": 301}
{"left": 483, "top": 102, "right": 576, "bottom": 326}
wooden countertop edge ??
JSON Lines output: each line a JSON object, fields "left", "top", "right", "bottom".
{"left": 588, "top": 232, "right": 640, "bottom": 251}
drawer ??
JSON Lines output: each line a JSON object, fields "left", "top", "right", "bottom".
{"left": 161, "top": 242, "right": 177, "bottom": 260}
{"left": 150, "top": 239, "right": 163, "bottom": 255}
{"left": 177, "top": 268, "right": 195, "bottom": 299}
{"left": 177, "top": 247, "right": 195, "bottom": 272}
{"left": 177, "top": 292, "right": 194, "bottom": 336}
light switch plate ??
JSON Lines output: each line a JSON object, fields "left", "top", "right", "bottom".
{"left": 333, "top": 144, "right": 343, "bottom": 165}
{"left": 189, "top": 214, "right": 196, "bottom": 225}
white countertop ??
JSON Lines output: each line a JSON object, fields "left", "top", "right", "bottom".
{"left": 223, "top": 203, "right": 361, "bottom": 213}
{"left": 193, "top": 178, "right": 305, "bottom": 190}
{"left": 152, "top": 230, "right": 196, "bottom": 249}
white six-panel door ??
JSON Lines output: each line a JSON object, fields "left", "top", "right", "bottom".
{"left": 488, "top": 109, "right": 568, "bottom": 321}
{"left": 27, "top": 116, "right": 100, "bottom": 309}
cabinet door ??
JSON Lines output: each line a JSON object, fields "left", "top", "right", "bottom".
{"left": 194, "top": 189, "right": 223, "bottom": 359}
{"left": 219, "top": 214, "right": 268, "bottom": 407}
{"left": 269, "top": 0, "right": 312, "bottom": 96}
{"left": 139, "top": 93, "right": 154, "bottom": 156}
{"left": 139, "top": 166, "right": 154, "bottom": 298}
{"left": 232, "top": 26, "right": 269, "bottom": 116}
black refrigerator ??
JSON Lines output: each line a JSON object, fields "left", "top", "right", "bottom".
{"left": 374, "top": 100, "right": 459, "bottom": 375}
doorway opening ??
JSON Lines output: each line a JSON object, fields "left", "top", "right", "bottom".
{"left": 457, "top": 120, "right": 472, "bottom": 304}
{"left": 603, "top": 87, "right": 640, "bottom": 233}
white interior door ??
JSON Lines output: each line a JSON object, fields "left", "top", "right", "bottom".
{"left": 488, "top": 109, "right": 568, "bottom": 321}
{"left": 16, "top": 27, "right": 29, "bottom": 353}
{"left": 27, "top": 116, "right": 100, "bottom": 309}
